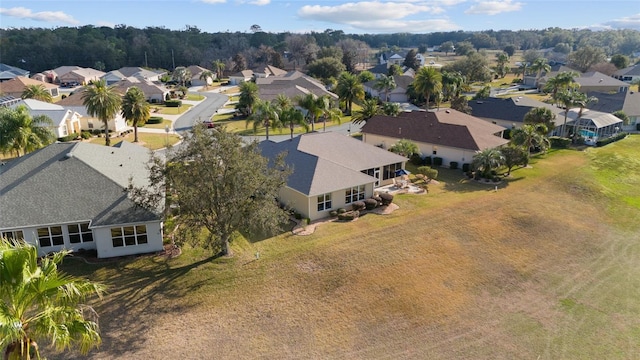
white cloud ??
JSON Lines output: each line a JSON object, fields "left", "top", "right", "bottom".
{"left": 464, "top": 0, "right": 522, "bottom": 15}
{"left": 602, "top": 13, "right": 640, "bottom": 30}
{"left": 349, "top": 18, "right": 462, "bottom": 32}
{"left": 298, "top": 1, "right": 440, "bottom": 23}
{"left": 249, "top": 0, "right": 271, "bottom": 4}
{"left": 200, "top": 0, "right": 226, "bottom": 4}
{"left": 0, "top": 7, "right": 79, "bottom": 24}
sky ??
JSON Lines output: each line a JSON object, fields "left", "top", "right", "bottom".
{"left": 1, "top": 0, "right": 639, "bottom": 34}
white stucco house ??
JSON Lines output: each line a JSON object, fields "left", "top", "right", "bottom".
{"left": 0, "top": 141, "right": 165, "bottom": 258}
{"left": 56, "top": 91, "right": 128, "bottom": 135}
{"left": 10, "top": 99, "right": 82, "bottom": 138}
{"left": 258, "top": 132, "right": 407, "bottom": 221}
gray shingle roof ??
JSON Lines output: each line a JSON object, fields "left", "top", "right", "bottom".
{"left": 469, "top": 96, "right": 565, "bottom": 126}
{"left": 0, "top": 142, "right": 160, "bottom": 230}
{"left": 362, "top": 109, "right": 509, "bottom": 151}
{"left": 258, "top": 132, "right": 406, "bottom": 196}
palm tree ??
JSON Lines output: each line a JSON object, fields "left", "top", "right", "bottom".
{"left": 236, "top": 81, "right": 259, "bottom": 116}
{"left": 0, "top": 105, "right": 55, "bottom": 157}
{"left": 389, "top": 139, "right": 419, "bottom": 157}
{"left": 272, "top": 93, "right": 292, "bottom": 111}
{"left": 441, "top": 71, "right": 465, "bottom": 102}
{"left": 247, "top": 99, "right": 281, "bottom": 140}
{"left": 382, "top": 102, "right": 401, "bottom": 116}
{"left": 412, "top": 66, "right": 442, "bottom": 109}
{"left": 212, "top": 59, "right": 226, "bottom": 80}
{"left": 335, "top": 72, "right": 364, "bottom": 115}
{"left": 523, "top": 107, "right": 556, "bottom": 132}
{"left": 82, "top": 79, "right": 122, "bottom": 146}
{"left": 0, "top": 239, "right": 105, "bottom": 360}
{"left": 351, "top": 98, "right": 380, "bottom": 124}
{"left": 279, "top": 106, "right": 307, "bottom": 139}
{"left": 315, "top": 95, "right": 342, "bottom": 132}
{"left": 572, "top": 92, "right": 598, "bottom": 137}
{"left": 557, "top": 89, "right": 579, "bottom": 137}
{"left": 547, "top": 71, "right": 579, "bottom": 104}
{"left": 172, "top": 66, "right": 192, "bottom": 87}
{"left": 494, "top": 52, "right": 510, "bottom": 78}
{"left": 121, "top": 86, "right": 150, "bottom": 143}
{"left": 530, "top": 58, "right": 551, "bottom": 85}
{"left": 518, "top": 62, "right": 528, "bottom": 81}
{"left": 374, "top": 74, "right": 396, "bottom": 102}
{"left": 511, "top": 124, "right": 550, "bottom": 153}
{"left": 472, "top": 148, "right": 505, "bottom": 178}
{"left": 21, "top": 84, "right": 53, "bottom": 102}
{"left": 296, "top": 93, "right": 322, "bottom": 132}
{"left": 199, "top": 70, "right": 214, "bottom": 88}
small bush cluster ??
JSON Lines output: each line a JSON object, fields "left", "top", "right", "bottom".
{"left": 549, "top": 136, "right": 570, "bottom": 149}
{"left": 147, "top": 116, "right": 163, "bottom": 124}
{"left": 596, "top": 132, "right": 627, "bottom": 147}
{"left": 351, "top": 201, "right": 366, "bottom": 211}
{"left": 338, "top": 210, "right": 359, "bottom": 221}
{"left": 417, "top": 166, "right": 438, "bottom": 180}
{"left": 80, "top": 131, "right": 92, "bottom": 139}
{"left": 449, "top": 161, "right": 458, "bottom": 169}
{"left": 364, "top": 198, "right": 378, "bottom": 210}
{"left": 423, "top": 156, "right": 432, "bottom": 166}
{"left": 410, "top": 153, "right": 423, "bottom": 166}
{"left": 432, "top": 157, "right": 443, "bottom": 166}
{"left": 57, "top": 132, "right": 79, "bottom": 142}
{"left": 379, "top": 192, "right": 394, "bottom": 206}
{"left": 164, "top": 99, "right": 182, "bottom": 107}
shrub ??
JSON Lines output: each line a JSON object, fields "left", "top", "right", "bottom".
{"left": 596, "top": 132, "right": 627, "bottom": 147}
{"left": 165, "top": 93, "right": 171, "bottom": 101}
{"left": 91, "top": 129, "right": 102, "bottom": 135}
{"left": 165, "top": 99, "right": 182, "bottom": 107}
{"left": 449, "top": 161, "right": 458, "bottom": 169}
{"left": 338, "top": 210, "right": 359, "bottom": 221}
{"left": 61, "top": 94, "right": 67, "bottom": 99}
{"left": 549, "top": 136, "right": 570, "bottom": 149}
{"left": 462, "top": 163, "right": 471, "bottom": 172}
{"left": 432, "top": 157, "right": 443, "bottom": 166}
{"left": 305, "top": 218, "right": 310, "bottom": 225}
{"left": 80, "top": 131, "right": 92, "bottom": 139}
{"left": 364, "top": 198, "right": 378, "bottom": 210}
{"left": 294, "top": 213, "right": 302, "bottom": 220}
{"left": 379, "top": 192, "right": 394, "bottom": 206}
{"left": 147, "top": 116, "right": 163, "bottom": 124}
{"left": 329, "top": 210, "right": 338, "bottom": 217}
{"left": 410, "top": 153, "right": 423, "bottom": 166}
{"left": 337, "top": 208, "right": 347, "bottom": 214}
{"left": 372, "top": 195, "right": 382, "bottom": 205}
{"left": 417, "top": 166, "right": 438, "bottom": 180}
{"left": 351, "top": 201, "right": 366, "bottom": 211}
{"left": 57, "top": 132, "right": 79, "bottom": 142}
{"left": 423, "top": 156, "right": 432, "bottom": 166}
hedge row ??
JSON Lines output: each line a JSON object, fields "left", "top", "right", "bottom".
{"left": 165, "top": 100, "right": 182, "bottom": 107}
{"left": 147, "top": 116, "right": 164, "bottom": 124}
{"left": 596, "top": 132, "right": 627, "bottom": 147}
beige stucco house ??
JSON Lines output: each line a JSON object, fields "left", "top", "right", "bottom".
{"left": 259, "top": 132, "right": 407, "bottom": 221}
{"left": 361, "top": 109, "right": 509, "bottom": 168}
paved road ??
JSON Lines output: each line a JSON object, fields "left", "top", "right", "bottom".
{"left": 173, "top": 92, "right": 228, "bottom": 133}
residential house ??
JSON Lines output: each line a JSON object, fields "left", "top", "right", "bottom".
{"left": 613, "top": 64, "right": 640, "bottom": 84}
{"left": 258, "top": 132, "right": 407, "bottom": 221}
{"left": 468, "top": 96, "right": 565, "bottom": 130}
{"left": 10, "top": 99, "right": 82, "bottom": 138}
{"left": 56, "top": 91, "right": 128, "bottom": 134}
{"left": 0, "top": 63, "right": 29, "bottom": 82}
{"left": 564, "top": 109, "right": 623, "bottom": 145}
{"left": 185, "top": 65, "right": 214, "bottom": 87}
{"left": 228, "top": 70, "right": 254, "bottom": 85}
{"left": 538, "top": 68, "right": 629, "bottom": 93}
{"left": 363, "top": 75, "right": 414, "bottom": 103}
{"left": 253, "top": 65, "right": 287, "bottom": 79}
{"left": 585, "top": 90, "right": 640, "bottom": 131}
{"left": 0, "top": 141, "right": 164, "bottom": 258}
{"left": 0, "top": 76, "right": 60, "bottom": 98}
{"left": 42, "top": 66, "right": 83, "bottom": 84}
{"left": 102, "top": 67, "right": 166, "bottom": 86}
{"left": 58, "top": 68, "right": 106, "bottom": 86}
{"left": 361, "top": 109, "right": 510, "bottom": 167}
{"left": 111, "top": 78, "right": 170, "bottom": 104}
{"left": 256, "top": 70, "right": 338, "bottom": 102}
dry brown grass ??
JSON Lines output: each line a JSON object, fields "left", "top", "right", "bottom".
{"left": 54, "top": 140, "right": 640, "bottom": 359}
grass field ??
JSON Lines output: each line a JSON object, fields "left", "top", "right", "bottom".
{"left": 52, "top": 135, "right": 640, "bottom": 359}
{"left": 88, "top": 133, "right": 181, "bottom": 150}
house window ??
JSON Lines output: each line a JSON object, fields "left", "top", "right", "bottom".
{"left": 61, "top": 125, "right": 68, "bottom": 136}
{"left": 382, "top": 162, "right": 402, "bottom": 180}
{"left": 1, "top": 230, "right": 24, "bottom": 241}
{"left": 111, "top": 225, "right": 148, "bottom": 248}
{"left": 37, "top": 226, "right": 64, "bottom": 247}
{"left": 345, "top": 185, "right": 366, "bottom": 204}
{"left": 88, "top": 122, "right": 94, "bottom": 129}
{"left": 67, "top": 222, "right": 93, "bottom": 244}
{"left": 317, "top": 193, "right": 332, "bottom": 212}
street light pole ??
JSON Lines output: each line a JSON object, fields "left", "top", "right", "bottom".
{"left": 165, "top": 125, "right": 170, "bottom": 147}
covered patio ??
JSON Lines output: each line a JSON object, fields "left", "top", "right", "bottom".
{"left": 567, "top": 109, "right": 623, "bottom": 145}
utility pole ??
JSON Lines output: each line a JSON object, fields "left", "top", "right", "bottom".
{"left": 144, "top": 52, "right": 148, "bottom": 68}
{"left": 171, "top": 49, "right": 175, "bottom": 70}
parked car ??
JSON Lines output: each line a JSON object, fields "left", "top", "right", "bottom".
{"left": 202, "top": 120, "right": 217, "bottom": 128}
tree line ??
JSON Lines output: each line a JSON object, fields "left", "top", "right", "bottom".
{"left": 2, "top": 25, "right": 639, "bottom": 74}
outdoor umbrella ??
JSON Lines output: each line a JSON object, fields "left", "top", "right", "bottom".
{"left": 395, "top": 169, "right": 411, "bottom": 176}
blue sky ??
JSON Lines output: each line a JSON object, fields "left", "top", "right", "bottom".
{"left": 1, "top": 0, "right": 639, "bottom": 34}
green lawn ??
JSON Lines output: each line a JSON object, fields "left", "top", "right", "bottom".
{"left": 141, "top": 119, "right": 172, "bottom": 129}
{"left": 154, "top": 104, "right": 192, "bottom": 115}
{"left": 88, "top": 133, "right": 181, "bottom": 150}
{"left": 54, "top": 136, "right": 640, "bottom": 359}
{"left": 185, "top": 94, "right": 205, "bottom": 101}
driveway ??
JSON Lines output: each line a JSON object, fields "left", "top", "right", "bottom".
{"left": 173, "top": 92, "right": 228, "bottom": 133}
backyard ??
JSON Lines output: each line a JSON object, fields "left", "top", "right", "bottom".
{"left": 53, "top": 135, "right": 640, "bottom": 359}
